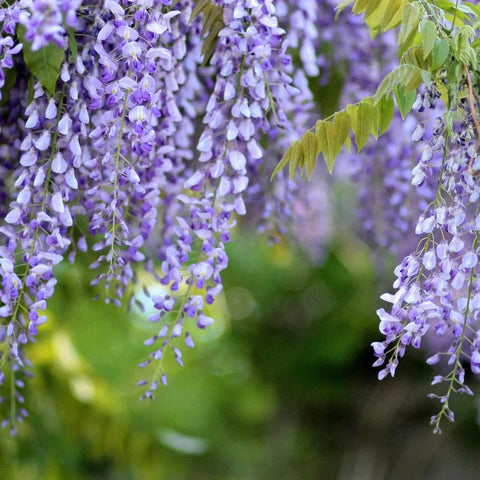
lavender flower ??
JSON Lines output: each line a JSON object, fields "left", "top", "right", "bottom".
{"left": 374, "top": 89, "right": 480, "bottom": 432}
{"left": 18, "top": 0, "right": 81, "bottom": 51}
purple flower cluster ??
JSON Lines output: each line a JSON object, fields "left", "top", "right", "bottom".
{"left": 0, "top": 4, "right": 23, "bottom": 101}
{"left": 137, "top": 0, "right": 313, "bottom": 398}
{"left": 2, "top": 0, "right": 477, "bottom": 437}
{"left": 0, "top": 0, "right": 317, "bottom": 432}
{"left": 373, "top": 90, "right": 480, "bottom": 432}
{"left": 18, "top": 0, "right": 80, "bottom": 51}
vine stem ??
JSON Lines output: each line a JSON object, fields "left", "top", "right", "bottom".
{"left": 107, "top": 90, "right": 129, "bottom": 278}
{"left": 463, "top": 64, "right": 480, "bottom": 173}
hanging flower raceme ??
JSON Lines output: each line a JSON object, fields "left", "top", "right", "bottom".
{"left": 136, "top": 0, "right": 308, "bottom": 397}
{"left": 3, "top": 0, "right": 478, "bottom": 438}
{"left": 373, "top": 87, "right": 480, "bottom": 432}
{"left": 0, "top": 0, "right": 310, "bottom": 429}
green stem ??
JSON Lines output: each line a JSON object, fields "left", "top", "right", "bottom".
{"left": 107, "top": 91, "right": 129, "bottom": 276}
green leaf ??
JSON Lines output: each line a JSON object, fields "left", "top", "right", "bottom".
{"left": 402, "top": 45, "right": 429, "bottom": 70}
{"left": 301, "top": 131, "right": 318, "bottom": 179}
{"left": 316, "top": 112, "right": 351, "bottom": 173}
{"left": 436, "top": 0, "right": 469, "bottom": 18}
{"left": 382, "top": 0, "right": 404, "bottom": 31}
{"left": 347, "top": 101, "right": 374, "bottom": 152}
{"left": 201, "top": 5, "right": 222, "bottom": 35}
{"left": 421, "top": 20, "right": 437, "bottom": 60}
{"left": 27, "top": 75, "right": 34, "bottom": 104}
{"left": 201, "top": 19, "right": 224, "bottom": 66}
{"left": 364, "top": 0, "right": 383, "bottom": 19}
{"left": 18, "top": 26, "right": 65, "bottom": 96}
{"left": 332, "top": 111, "right": 352, "bottom": 153}
{"left": 394, "top": 85, "right": 416, "bottom": 118}
{"left": 377, "top": 95, "right": 395, "bottom": 135}
{"left": 398, "top": 3, "right": 421, "bottom": 46}
{"left": 190, "top": 0, "right": 211, "bottom": 21}
{"left": 352, "top": 0, "right": 369, "bottom": 15}
{"left": 67, "top": 27, "right": 78, "bottom": 61}
{"left": 374, "top": 64, "right": 426, "bottom": 103}
{"left": 368, "top": 99, "right": 380, "bottom": 139}
{"left": 431, "top": 38, "right": 450, "bottom": 70}
{"left": 288, "top": 141, "right": 303, "bottom": 179}
{"left": 463, "top": 2, "right": 480, "bottom": 16}
{"left": 0, "top": 66, "right": 17, "bottom": 106}
{"left": 271, "top": 141, "right": 302, "bottom": 180}
{"left": 190, "top": 1, "right": 225, "bottom": 66}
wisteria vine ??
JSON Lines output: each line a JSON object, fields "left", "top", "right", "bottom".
{"left": 0, "top": 0, "right": 316, "bottom": 435}
{"left": 1, "top": 0, "right": 480, "bottom": 436}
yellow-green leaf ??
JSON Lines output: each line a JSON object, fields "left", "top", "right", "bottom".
{"left": 201, "top": 19, "right": 224, "bottom": 65}
{"left": 344, "top": 132, "right": 352, "bottom": 152}
{"left": 352, "top": 0, "right": 369, "bottom": 15}
{"left": 421, "top": 20, "right": 437, "bottom": 60}
{"left": 464, "top": 2, "right": 480, "bottom": 16}
{"left": 191, "top": 0, "right": 225, "bottom": 65}
{"left": 365, "top": 0, "right": 383, "bottom": 19}
{"left": 431, "top": 38, "right": 450, "bottom": 70}
{"left": 329, "top": 111, "right": 351, "bottom": 167}
{"left": 190, "top": 0, "right": 211, "bottom": 21}
{"left": 377, "top": 95, "right": 395, "bottom": 134}
{"left": 316, "top": 112, "right": 351, "bottom": 174}
{"left": 402, "top": 45, "right": 430, "bottom": 70}
{"left": 394, "top": 85, "right": 416, "bottom": 118}
{"left": 347, "top": 101, "right": 374, "bottom": 152}
{"left": 288, "top": 141, "right": 304, "bottom": 179}
{"left": 301, "top": 131, "right": 318, "bottom": 179}
{"left": 374, "top": 64, "right": 426, "bottom": 103}
{"left": 202, "top": 5, "right": 221, "bottom": 35}
{"left": 398, "top": 3, "right": 421, "bottom": 46}
{"left": 367, "top": 100, "right": 380, "bottom": 139}
{"left": 271, "top": 140, "right": 302, "bottom": 180}
{"left": 382, "top": 0, "right": 404, "bottom": 31}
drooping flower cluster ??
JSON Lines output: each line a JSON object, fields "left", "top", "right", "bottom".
{"left": 373, "top": 86, "right": 480, "bottom": 432}
{"left": 0, "top": 0, "right": 321, "bottom": 433}
{"left": 138, "top": 0, "right": 316, "bottom": 397}
{"left": 277, "top": 1, "right": 480, "bottom": 432}
{"left": 2, "top": 0, "right": 479, "bottom": 438}
{"left": 18, "top": 0, "right": 81, "bottom": 51}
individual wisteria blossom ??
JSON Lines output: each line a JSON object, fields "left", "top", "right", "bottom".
{"left": 373, "top": 87, "right": 480, "bottom": 433}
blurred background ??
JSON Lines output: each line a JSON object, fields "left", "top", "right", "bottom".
{"left": 2, "top": 230, "right": 480, "bottom": 479}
